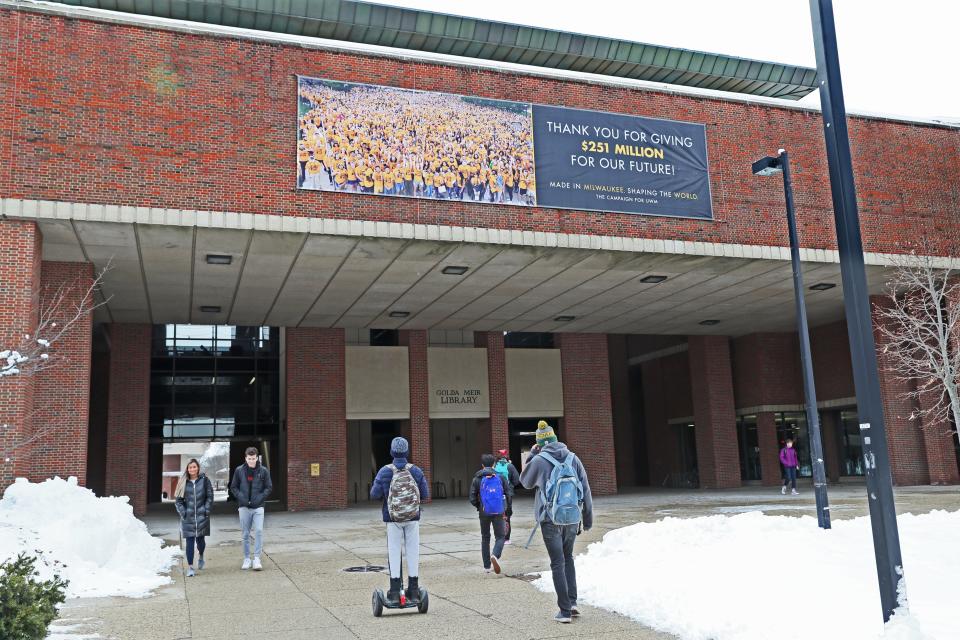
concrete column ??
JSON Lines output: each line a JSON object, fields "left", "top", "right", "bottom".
{"left": 104, "top": 323, "right": 151, "bottom": 515}
{"left": 0, "top": 220, "right": 41, "bottom": 493}
{"left": 19, "top": 262, "right": 94, "bottom": 483}
{"left": 688, "top": 335, "right": 741, "bottom": 489}
{"left": 757, "top": 412, "right": 781, "bottom": 486}
{"left": 871, "top": 296, "right": 929, "bottom": 485}
{"left": 286, "top": 327, "right": 346, "bottom": 510}
{"left": 400, "top": 330, "right": 431, "bottom": 489}
{"left": 475, "top": 331, "right": 508, "bottom": 455}
{"left": 558, "top": 333, "right": 617, "bottom": 495}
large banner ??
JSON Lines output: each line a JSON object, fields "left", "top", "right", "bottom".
{"left": 297, "top": 76, "right": 712, "bottom": 219}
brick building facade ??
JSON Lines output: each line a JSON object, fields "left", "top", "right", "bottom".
{"left": 0, "top": 3, "right": 958, "bottom": 514}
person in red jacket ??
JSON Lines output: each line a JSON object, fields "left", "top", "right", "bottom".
{"left": 780, "top": 438, "right": 800, "bottom": 495}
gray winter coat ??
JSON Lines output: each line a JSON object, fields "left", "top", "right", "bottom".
{"left": 519, "top": 441, "right": 593, "bottom": 530}
{"left": 175, "top": 474, "right": 214, "bottom": 538}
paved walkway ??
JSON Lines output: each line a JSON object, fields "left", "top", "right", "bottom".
{"left": 56, "top": 484, "right": 960, "bottom": 639}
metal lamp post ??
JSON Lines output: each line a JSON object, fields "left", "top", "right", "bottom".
{"left": 752, "top": 150, "right": 831, "bottom": 530}
{"left": 808, "top": 0, "right": 904, "bottom": 622}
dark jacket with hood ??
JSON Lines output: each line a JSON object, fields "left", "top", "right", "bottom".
{"left": 175, "top": 473, "right": 214, "bottom": 538}
{"left": 370, "top": 457, "right": 430, "bottom": 522}
{"left": 519, "top": 441, "right": 594, "bottom": 530}
{"left": 469, "top": 466, "right": 512, "bottom": 516}
{"left": 229, "top": 462, "right": 273, "bottom": 509}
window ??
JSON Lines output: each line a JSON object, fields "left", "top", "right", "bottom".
{"left": 839, "top": 410, "right": 864, "bottom": 476}
{"left": 149, "top": 325, "right": 280, "bottom": 441}
{"left": 503, "top": 332, "right": 555, "bottom": 348}
{"left": 736, "top": 415, "right": 762, "bottom": 481}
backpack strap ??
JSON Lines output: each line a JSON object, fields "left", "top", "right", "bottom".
{"left": 538, "top": 452, "right": 575, "bottom": 468}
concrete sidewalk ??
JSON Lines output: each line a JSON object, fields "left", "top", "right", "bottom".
{"left": 55, "top": 484, "right": 960, "bottom": 639}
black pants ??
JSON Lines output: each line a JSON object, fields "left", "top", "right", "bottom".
{"left": 541, "top": 522, "right": 578, "bottom": 615}
{"left": 504, "top": 496, "right": 514, "bottom": 540}
{"left": 479, "top": 514, "right": 506, "bottom": 569}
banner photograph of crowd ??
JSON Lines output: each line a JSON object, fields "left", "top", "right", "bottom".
{"left": 297, "top": 77, "right": 537, "bottom": 206}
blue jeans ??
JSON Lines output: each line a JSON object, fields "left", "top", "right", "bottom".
{"left": 541, "top": 522, "right": 578, "bottom": 615}
{"left": 783, "top": 466, "right": 798, "bottom": 490}
{"left": 239, "top": 507, "right": 264, "bottom": 559}
{"left": 184, "top": 536, "right": 206, "bottom": 566}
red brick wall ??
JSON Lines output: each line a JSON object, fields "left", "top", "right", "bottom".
{"left": 0, "top": 220, "right": 40, "bottom": 493}
{"left": 1, "top": 9, "right": 958, "bottom": 256}
{"left": 399, "top": 330, "right": 431, "bottom": 490}
{"left": 104, "top": 323, "right": 151, "bottom": 515}
{"left": 285, "top": 327, "right": 346, "bottom": 510}
{"left": 688, "top": 336, "right": 741, "bottom": 488}
{"left": 558, "top": 333, "right": 617, "bottom": 495}
{"left": 812, "top": 321, "right": 856, "bottom": 402}
{"left": 17, "top": 261, "right": 93, "bottom": 483}
{"left": 917, "top": 383, "right": 960, "bottom": 485}
{"left": 871, "top": 297, "right": 929, "bottom": 485}
{"left": 731, "top": 333, "right": 803, "bottom": 408}
{"left": 475, "top": 332, "right": 508, "bottom": 455}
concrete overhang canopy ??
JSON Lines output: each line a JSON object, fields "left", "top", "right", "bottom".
{"left": 48, "top": 0, "right": 818, "bottom": 100}
{"left": 35, "top": 218, "right": 892, "bottom": 337}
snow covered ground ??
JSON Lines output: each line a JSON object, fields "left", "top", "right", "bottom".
{"left": 0, "top": 477, "right": 178, "bottom": 599}
{"left": 534, "top": 509, "right": 959, "bottom": 639}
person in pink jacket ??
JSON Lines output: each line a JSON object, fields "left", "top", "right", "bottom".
{"left": 780, "top": 438, "right": 800, "bottom": 495}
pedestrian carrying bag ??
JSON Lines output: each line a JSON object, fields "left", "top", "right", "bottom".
{"left": 479, "top": 473, "right": 505, "bottom": 515}
{"left": 387, "top": 464, "right": 421, "bottom": 522}
{"left": 493, "top": 459, "right": 511, "bottom": 484}
{"left": 539, "top": 452, "right": 583, "bottom": 526}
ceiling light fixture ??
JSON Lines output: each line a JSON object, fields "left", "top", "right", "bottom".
{"left": 699, "top": 319, "right": 720, "bottom": 326}
{"left": 554, "top": 315, "right": 576, "bottom": 322}
{"left": 199, "top": 305, "right": 221, "bottom": 313}
{"left": 389, "top": 311, "right": 410, "bottom": 318}
{"left": 441, "top": 265, "right": 469, "bottom": 275}
{"left": 641, "top": 275, "right": 668, "bottom": 283}
{"left": 809, "top": 282, "right": 837, "bottom": 291}
{"left": 205, "top": 254, "right": 232, "bottom": 265}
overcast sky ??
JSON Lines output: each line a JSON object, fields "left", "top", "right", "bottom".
{"left": 375, "top": 0, "right": 959, "bottom": 121}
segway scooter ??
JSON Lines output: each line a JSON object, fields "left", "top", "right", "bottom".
{"left": 372, "top": 580, "right": 429, "bottom": 616}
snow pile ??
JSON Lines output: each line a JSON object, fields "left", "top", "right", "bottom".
{"left": 0, "top": 477, "right": 178, "bottom": 598}
{"left": 534, "top": 509, "right": 960, "bottom": 639}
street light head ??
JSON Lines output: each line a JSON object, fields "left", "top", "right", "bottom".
{"left": 752, "top": 155, "right": 783, "bottom": 176}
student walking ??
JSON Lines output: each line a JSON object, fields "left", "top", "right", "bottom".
{"left": 469, "top": 453, "right": 511, "bottom": 574}
{"left": 229, "top": 446, "right": 273, "bottom": 571}
{"left": 780, "top": 438, "right": 800, "bottom": 495}
{"left": 493, "top": 449, "right": 521, "bottom": 543}
{"left": 520, "top": 420, "right": 593, "bottom": 624}
{"left": 370, "top": 437, "right": 430, "bottom": 605}
{"left": 175, "top": 458, "right": 213, "bottom": 577}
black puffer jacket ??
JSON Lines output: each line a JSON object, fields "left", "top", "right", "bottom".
{"left": 229, "top": 463, "right": 273, "bottom": 509}
{"left": 175, "top": 474, "right": 214, "bottom": 537}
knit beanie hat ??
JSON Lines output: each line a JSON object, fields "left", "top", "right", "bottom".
{"left": 535, "top": 420, "right": 557, "bottom": 446}
{"left": 390, "top": 436, "right": 409, "bottom": 458}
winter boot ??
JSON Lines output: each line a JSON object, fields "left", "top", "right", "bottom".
{"left": 405, "top": 576, "right": 420, "bottom": 604}
{"left": 386, "top": 577, "right": 403, "bottom": 605}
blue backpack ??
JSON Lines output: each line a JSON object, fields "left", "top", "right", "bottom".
{"left": 479, "top": 473, "right": 505, "bottom": 515}
{"left": 539, "top": 452, "right": 584, "bottom": 526}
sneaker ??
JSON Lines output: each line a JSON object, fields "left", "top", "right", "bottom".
{"left": 252, "top": 557, "right": 263, "bottom": 571}
{"left": 504, "top": 539, "right": 512, "bottom": 545}
{"left": 241, "top": 557, "right": 252, "bottom": 570}
{"left": 198, "top": 557, "right": 205, "bottom": 571}
{"left": 554, "top": 611, "right": 573, "bottom": 623}
{"left": 791, "top": 489, "right": 799, "bottom": 496}
{"left": 186, "top": 567, "right": 195, "bottom": 577}
{"left": 484, "top": 566, "right": 493, "bottom": 573}
{"left": 490, "top": 555, "right": 501, "bottom": 575}
{"left": 781, "top": 486, "right": 787, "bottom": 495}
{"left": 571, "top": 606, "right": 581, "bottom": 618}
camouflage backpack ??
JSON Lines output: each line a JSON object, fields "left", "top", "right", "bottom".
{"left": 387, "top": 464, "right": 421, "bottom": 522}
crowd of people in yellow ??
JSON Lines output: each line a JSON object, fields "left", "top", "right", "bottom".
{"left": 297, "top": 81, "right": 537, "bottom": 206}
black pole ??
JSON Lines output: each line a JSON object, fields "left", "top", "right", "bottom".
{"left": 779, "top": 150, "right": 830, "bottom": 530}
{"left": 809, "top": 0, "right": 903, "bottom": 621}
